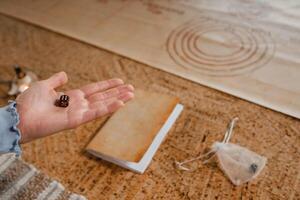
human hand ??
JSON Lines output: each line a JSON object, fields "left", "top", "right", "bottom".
{"left": 16, "top": 71, "right": 134, "bottom": 143}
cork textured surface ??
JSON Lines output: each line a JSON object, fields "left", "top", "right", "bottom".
{"left": 0, "top": 15, "right": 299, "bottom": 199}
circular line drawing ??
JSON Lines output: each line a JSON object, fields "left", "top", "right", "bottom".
{"left": 188, "top": 26, "right": 255, "bottom": 61}
{"left": 192, "top": 29, "right": 244, "bottom": 58}
{"left": 166, "top": 18, "right": 275, "bottom": 76}
{"left": 182, "top": 25, "right": 258, "bottom": 65}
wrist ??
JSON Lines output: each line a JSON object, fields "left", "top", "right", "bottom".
{"left": 16, "top": 104, "right": 28, "bottom": 143}
{"left": 0, "top": 101, "right": 22, "bottom": 155}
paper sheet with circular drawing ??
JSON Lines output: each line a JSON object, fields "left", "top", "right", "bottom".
{"left": 0, "top": 0, "right": 299, "bottom": 118}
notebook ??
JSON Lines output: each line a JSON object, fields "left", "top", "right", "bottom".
{"left": 86, "top": 90, "right": 183, "bottom": 173}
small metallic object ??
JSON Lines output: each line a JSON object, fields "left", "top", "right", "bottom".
{"left": 55, "top": 95, "right": 70, "bottom": 107}
{"left": 249, "top": 163, "right": 258, "bottom": 173}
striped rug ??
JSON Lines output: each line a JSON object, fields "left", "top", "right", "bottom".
{"left": 0, "top": 153, "right": 87, "bottom": 200}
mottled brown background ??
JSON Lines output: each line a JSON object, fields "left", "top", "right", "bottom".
{"left": 0, "top": 15, "right": 299, "bottom": 200}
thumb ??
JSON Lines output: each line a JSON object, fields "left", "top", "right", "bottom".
{"left": 45, "top": 71, "right": 68, "bottom": 88}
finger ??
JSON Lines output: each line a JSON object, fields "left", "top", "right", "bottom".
{"left": 83, "top": 100, "right": 124, "bottom": 123}
{"left": 89, "top": 92, "right": 134, "bottom": 109}
{"left": 80, "top": 78, "right": 124, "bottom": 97}
{"left": 87, "top": 84, "right": 134, "bottom": 103}
{"left": 45, "top": 71, "right": 68, "bottom": 88}
{"left": 117, "top": 91, "right": 134, "bottom": 103}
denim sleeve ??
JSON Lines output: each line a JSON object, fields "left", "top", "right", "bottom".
{"left": 0, "top": 101, "right": 21, "bottom": 156}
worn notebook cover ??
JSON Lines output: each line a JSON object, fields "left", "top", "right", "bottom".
{"left": 86, "top": 90, "right": 179, "bottom": 163}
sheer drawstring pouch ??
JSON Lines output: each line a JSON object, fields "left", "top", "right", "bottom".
{"left": 175, "top": 118, "right": 267, "bottom": 186}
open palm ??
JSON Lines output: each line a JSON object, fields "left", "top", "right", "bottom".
{"left": 16, "top": 72, "right": 134, "bottom": 143}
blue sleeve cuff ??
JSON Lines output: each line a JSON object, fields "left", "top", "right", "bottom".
{"left": 0, "top": 100, "right": 22, "bottom": 156}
